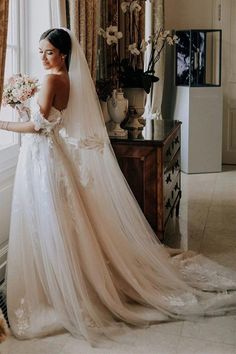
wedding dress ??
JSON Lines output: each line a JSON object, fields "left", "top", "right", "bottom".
{"left": 6, "top": 29, "right": 236, "bottom": 345}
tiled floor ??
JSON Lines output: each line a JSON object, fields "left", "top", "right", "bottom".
{"left": 1, "top": 165, "right": 236, "bottom": 354}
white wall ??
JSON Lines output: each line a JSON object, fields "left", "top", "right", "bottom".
{"left": 165, "top": 0, "right": 214, "bottom": 30}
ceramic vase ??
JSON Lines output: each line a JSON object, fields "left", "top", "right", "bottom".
{"left": 99, "top": 100, "right": 111, "bottom": 124}
{"left": 107, "top": 89, "right": 128, "bottom": 137}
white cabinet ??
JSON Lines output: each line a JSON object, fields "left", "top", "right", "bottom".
{"left": 173, "top": 87, "right": 223, "bottom": 173}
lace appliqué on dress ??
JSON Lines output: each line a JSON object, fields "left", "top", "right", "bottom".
{"left": 14, "top": 298, "right": 31, "bottom": 336}
{"left": 172, "top": 254, "right": 236, "bottom": 291}
{"left": 62, "top": 135, "right": 108, "bottom": 189}
{"left": 78, "top": 134, "right": 109, "bottom": 154}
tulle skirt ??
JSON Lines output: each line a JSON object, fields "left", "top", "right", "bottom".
{"left": 6, "top": 127, "right": 236, "bottom": 345}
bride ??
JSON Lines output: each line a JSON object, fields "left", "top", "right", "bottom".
{"left": 0, "top": 28, "right": 236, "bottom": 345}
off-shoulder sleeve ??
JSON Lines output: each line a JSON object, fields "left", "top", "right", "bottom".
{"left": 32, "top": 109, "right": 62, "bottom": 133}
{"left": 32, "top": 110, "right": 48, "bottom": 131}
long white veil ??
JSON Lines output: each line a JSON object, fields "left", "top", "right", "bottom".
{"left": 53, "top": 29, "right": 236, "bottom": 343}
{"left": 60, "top": 29, "right": 186, "bottom": 280}
{"left": 63, "top": 29, "right": 108, "bottom": 141}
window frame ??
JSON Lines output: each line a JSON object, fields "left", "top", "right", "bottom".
{"left": 0, "top": 0, "right": 28, "bottom": 162}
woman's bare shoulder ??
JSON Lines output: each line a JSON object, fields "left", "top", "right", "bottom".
{"left": 42, "top": 74, "right": 61, "bottom": 87}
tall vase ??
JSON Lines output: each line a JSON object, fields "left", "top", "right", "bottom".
{"left": 107, "top": 89, "right": 128, "bottom": 137}
{"left": 123, "top": 87, "right": 147, "bottom": 136}
{"left": 99, "top": 100, "right": 111, "bottom": 124}
{"left": 123, "top": 87, "right": 147, "bottom": 117}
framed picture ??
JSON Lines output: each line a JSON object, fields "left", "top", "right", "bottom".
{"left": 175, "top": 29, "right": 222, "bottom": 87}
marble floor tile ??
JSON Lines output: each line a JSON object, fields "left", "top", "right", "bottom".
{"left": 205, "top": 206, "right": 236, "bottom": 231}
{"left": 0, "top": 334, "right": 65, "bottom": 354}
{"left": 176, "top": 336, "right": 236, "bottom": 354}
{"left": 165, "top": 218, "right": 204, "bottom": 252}
{"left": 181, "top": 315, "right": 236, "bottom": 345}
{"left": 59, "top": 329, "right": 180, "bottom": 354}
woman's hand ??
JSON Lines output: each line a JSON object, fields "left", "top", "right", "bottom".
{"left": 15, "top": 104, "right": 31, "bottom": 122}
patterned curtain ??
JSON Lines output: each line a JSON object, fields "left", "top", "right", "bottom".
{"left": 144, "top": 0, "right": 165, "bottom": 119}
{"left": 0, "top": 0, "right": 9, "bottom": 103}
{"left": 69, "top": 0, "right": 99, "bottom": 82}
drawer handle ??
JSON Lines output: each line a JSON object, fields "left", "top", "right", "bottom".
{"left": 175, "top": 160, "right": 180, "bottom": 169}
{"left": 166, "top": 148, "right": 171, "bottom": 157}
{"left": 174, "top": 183, "right": 180, "bottom": 191}
{"left": 174, "top": 136, "right": 180, "bottom": 145}
{"left": 165, "top": 173, "right": 172, "bottom": 184}
{"left": 165, "top": 199, "right": 171, "bottom": 209}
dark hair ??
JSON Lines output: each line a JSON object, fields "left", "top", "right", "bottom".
{"left": 40, "top": 28, "right": 71, "bottom": 70}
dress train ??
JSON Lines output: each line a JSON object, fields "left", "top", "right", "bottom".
{"left": 6, "top": 106, "right": 236, "bottom": 344}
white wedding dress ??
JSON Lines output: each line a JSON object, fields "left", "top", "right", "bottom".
{"left": 6, "top": 29, "right": 236, "bottom": 345}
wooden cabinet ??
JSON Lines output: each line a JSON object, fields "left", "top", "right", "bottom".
{"left": 110, "top": 120, "right": 181, "bottom": 240}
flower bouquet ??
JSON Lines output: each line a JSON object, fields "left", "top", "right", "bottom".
{"left": 2, "top": 73, "right": 39, "bottom": 121}
{"left": 2, "top": 73, "right": 39, "bottom": 107}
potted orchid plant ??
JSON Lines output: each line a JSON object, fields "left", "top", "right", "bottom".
{"left": 97, "top": 0, "right": 178, "bottom": 135}
{"left": 119, "top": 1, "right": 178, "bottom": 94}
{"left": 98, "top": 0, "right": 178, "bottom": 95}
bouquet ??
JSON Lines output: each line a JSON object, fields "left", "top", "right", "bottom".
{"left": 2, "top": 73, "right": 39, "bottom": 121}
{"left": 2, "top": 73, "right": 39, "bottom": 107}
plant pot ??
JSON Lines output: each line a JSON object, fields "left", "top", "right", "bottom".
{"left": 123, "top": 87, "right": 147, "bottom": 117}
{"left": 122, "top": 88, "right": 147, "bottom": 135}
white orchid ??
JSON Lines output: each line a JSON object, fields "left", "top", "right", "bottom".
{"left": 98, "top": 26, "right": 123, "bottom": 46}
{"left": 173, "top": 35, "right": 179, "bottom": 43}
{"left": 98, "top": 28, "right": 106, "bottom": 38}
{"left": 121, "top": 1, "right": 142, "bottom": 13}
{"left": 130, "top": 1, "right": 142, "bottom": 13}
{"left": 106, "top": 35, "right": 118, "bottom": 45}
{"left": 140, "top": 39, "right": 148, "bottom": 52}
{"left": 128, "top": 43, "right": 140, "bottom": 55}
{"left": 166, "top": 37, "right": 174, "bottom": 45}
{"left": 121, "top": 1, "right": 130, "bottom": 13}
{"left": 163, "top": 30, "right": 170, "bottom": 37}
{"left": 115, "top": 31, "right": 123, "bottom": 39}
{"left": 106, "top": 25, "right": 118, "bottom": 34}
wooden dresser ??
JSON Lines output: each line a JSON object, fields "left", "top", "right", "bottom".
{"left": 110, "top": 120, "right": 181, "bottom": 240}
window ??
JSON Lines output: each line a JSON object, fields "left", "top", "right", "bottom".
{"left": 0, "top": 0, "right": 21, "bottom": 150}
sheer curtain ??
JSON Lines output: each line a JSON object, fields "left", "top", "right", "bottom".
{"left": 69, "top": 0, "right": 99, "bottom": 82}
{"left": 49, "top": 0, "right": 67, "bottom": 28}
{"left": 0, "top": 0, "right": 9, "bottom": 102}
{"left": 144, "top": 0, "right": 165, "bottom": 119}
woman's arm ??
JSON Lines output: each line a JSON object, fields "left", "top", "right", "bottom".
{"left": 0, "top": 120, "right": 37, "bottom": 133}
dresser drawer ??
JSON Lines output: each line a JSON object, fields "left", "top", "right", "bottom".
{"left": 163, "top": 130, "right": 180, "bottom": 171}
{"left": 163, "top": 150, "right": 181, "bottom": 199}
{"left": 164, "top": 173, "right": 181, "bottom": 223}
{"left": 111, "top": 120, "right": 182, "bottom": 240}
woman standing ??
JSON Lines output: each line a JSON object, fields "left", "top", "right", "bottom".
{"left": 1, "top": 28, "right": 236, "bottom": 345}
